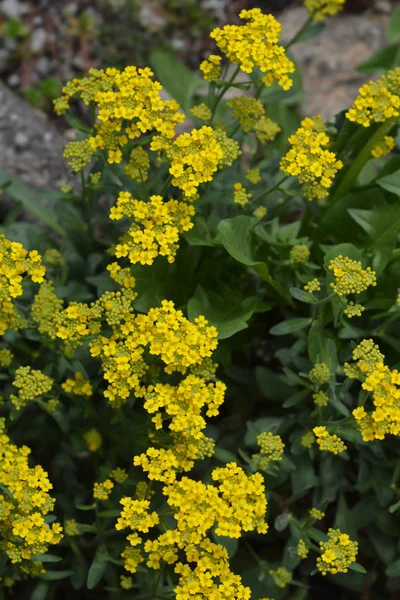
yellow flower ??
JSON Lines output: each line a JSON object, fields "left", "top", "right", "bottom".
{"left": 290, "top": 244, "right": 310, "bottom": 264}
{"left": 371, "top": 135, "right": 396, "bottom": 158}
{"left": 253, "top": 206, "right": 267, "bottom": 218}
{"left": 84, "top": 429, "right": 102, "bottom": 452}
{"left": 309, "top": 362, "right": 330, "bottom": 385}
{"left": 269, "top": 567, "right": 292, "bottom": 588}
{"left": 0, "top": 348, "right": 13, "bottom": 367}
{"left": 10, "top": 366, "right": 53, "bottom": 411}
{"left": 309, "top": 507, "right": 325, "bottom": 520}
{"left": 233, "top": 182, "right": 252, "bottom": 206}
{"left": 301, "top": 431, "right": 315, "bottom": 448}
{"left": 111, "top": 192, "right": 195, "bottom": 265}
{"left": 297, "top": 539, "right": 309, "bottom": 559}
{"left": 191, "top": 103, "right": 212, "bottom": 121}
{"left": 313, "top": 390, "right": 328, "bottom": 407}
{"left": 344, "top": 302, "right": 365, "bottom": 319}
{"left": 254, "top": 432, "right": 284, "bottom": 470}
{"left": 93, "top": 479, "right": 114, "bottom": 501}
{"left": 346, "top": 68, "right": 400, "bottom": 127}
{"left": 313, "top": 426, "right": 347, "bottom": 454}
{"left": 0, "top": 419, "right": 63, "bottom": 574}
{"left": 62, "top": 372, "right": 93, "bottom": 397}
{"left": 328, "top": 256, "right": 376, "bottom": 297}
{"left": 280, "top": 115, "right": 343, "bottom": 201}
{"left": 210, "top": 8, "right": 295, "bottom": 90}
{"left": 304, "top": 278, "right": 321, "bottom": 293}
{"left": 199, "top": 54, "right": 221, "bottom": 82}
{"left": 305, "top": 0, "right": 345, "bottom": 21}
{"left": 317, "top": 528, "right": 358, "bottom": 575}
{"left": 246, "top": 168, "right": 261, "bottom": 184}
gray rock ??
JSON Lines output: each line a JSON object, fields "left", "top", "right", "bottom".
{"left": 30, "top": 28, "right": 47, "bottom": 54}
{"left": 1, "top": 0, "right": 27, "bottom": 18}
{"left": 0, "top": 81, "right": 73, "bottom": 190}
{"left": 279, "top": 7, "right": 388, "bottom": 118}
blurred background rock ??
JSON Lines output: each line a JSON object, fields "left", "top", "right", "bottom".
{"left": 0, "top": 0, "right": 397, "bottom": 190}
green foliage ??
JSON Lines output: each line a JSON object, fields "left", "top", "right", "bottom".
{"left": 2, "top": 5, "right": 400, "bottom": 600}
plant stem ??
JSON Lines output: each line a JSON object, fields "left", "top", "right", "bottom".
{"left": 211, "top": 65, "right": 241, "bottom": 120}
{"left": 285, "top": 15, "right": 314, "bottom": 50}
{"left": 160, "top": 174, "right": 172, "bottom": 197}
{"left": 253, "top": 175, "right": 291, "bottom": 203}
{"left": 329, "top": 117, "right": 397, "bottom": 204}
{"left": 81, "top": 170, "right": 94, "bottom": 240}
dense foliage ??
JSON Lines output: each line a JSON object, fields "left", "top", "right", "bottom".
{"left": 2, "top": 3, "right": 400, "bottom": 599}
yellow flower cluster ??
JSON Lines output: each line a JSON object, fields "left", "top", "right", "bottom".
{"left": 152, "top": 126, "right": 240, "bottom": 198}
{"left": 31, "top": 281, "right": 64, "bottom": 340}
{"left": 233, "top": 182, "right": 252, "bottom": 206}
{"left": 313, "top": 390, "right": 328, "bottom": 407}
{"left": 210, "top": 8, "right": 295, "bottom": 90}
{"left": 55, "top": 66, "right": 184, "bottom": 168}
{"left": 0, "top": 348, "right": 13, "bottom": 367}
{"left": 0, "top": 419, "right": 62, "bottom": 574}
{"left": 313, "top": 426, "right": 347, "bottom": 454}
{"left": 199, "top": 54, "right": 222, "bottom": 82}
{"left": 253, "top": 117, "right": 281, "bottom": 144}
{"left": 124, "top": 147, "right": 150, "bottom": 182}
{"left": 280, "top": 116, "right": 343, "bottom": 201}
{"left": 117, "top": 463, "right": 266, "bottom": 595}
{"left": 254, "top": 431, "right": 284, "bottom": 470}
{"left": 55, "top": 301, "right": 103, "bottom": 353}
{"left": 227, "top": 97, "right": 281, "bottom": 144}
{"left": 43, "top": 248, "right": 64, "bottom": 267}
{"left": 297, "top": 539, "right": 309, "bottom": 559}
{"left": 328, "top": 256, "right": 376, "bottom": 297}
{"left": 10, "top": 366, "right": 53, "bottom": 410}
{"left": 65, "top": 519, "right": 79, "bottom": 536}
{"left": 246, "top": 168, "right": 261, "bottom": 184}
{"left": 90, "top": 299, "right": 218, "bottom": 405}
{"left": 290, "top": 244, "right": 310, "bottom": 264}
{"left": 304, "top": 278, "right": 321, "bottom": 293}
{"left": 110, "top": 467, "right": 128, "bottom": 484}
{"left": 346, "top": 68, "right": 400, "bottom": 127}
{"left": 349, "top": 349, "right": 400, "bottom": 441}
{"left": 227, "top": 97, "right": 264, "bottom": 132}
{"left": 317, "top": 529, "right": 358, "bottom": 575}
{"left": 111, "top": 192, "right": 195, "bottom": 265}
{"left": 371, "top": 135, "right": 396, "bottom": 158}
{"left": 93, "top": 479, "right": 114, "bottom": 500}
{"left": 309, "top": 362, "right": 330, "bottom": 385}
{"left": 136, "top": 374, "right": 225, "bottom": 482}
{"left": 0, "top": 234, "right": 45, "bottom": 334}
{"left": 301, "top": 431, "right": 315, "bottom": 448}
{"left": 253, "top": 206, "right": 267, "bottom": 218}
{"left": 344, "top": 338, "right": 384, "bottom": 380}
{"left": 191, "top": 103, "right": 212, "bottom": 121}
{"left": 344, "top": 302, "right": 365, "bottom": 319}
{"left": 120, "top": 575, "right": 133, "bottom": 590}
{"left": 269, "top": 567, "right": 292, "bottom": 588}
{"left": 84, "top": 429, "right": 102, "bottom": 452}
{"left": 309, "top": 508, "right": 325, "bottom": 520}
{"left": 62, "top": 372, "right": 93, "bottom": 397}
{"left": 305, "top": 0, "right": 345, "bottom": 20}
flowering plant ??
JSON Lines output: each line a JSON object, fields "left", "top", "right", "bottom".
{"left": 2, "top": 2, "right": 400, "bottom": 599}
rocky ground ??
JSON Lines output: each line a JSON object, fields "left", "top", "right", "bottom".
{"left": 0, "top": 0, "right": 395, "bottom": 191}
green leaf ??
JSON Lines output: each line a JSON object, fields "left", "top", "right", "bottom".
{"left": 39, "top": 570, "right": 73, "bottom": 581}
{"left": 150, "top": 50, "right": 204, "bottom": 113}
{"left": 377, "top": 169, "right": 400, "bottom": 197}
{"left": 270, "top": 318, "right": 312, "bottom": 336}
{"left": 290, "top": 288, "right": 316, "bottom": 304}
{"left": 388, "top": 6, "right": 400, "bottom": 43}
{"left": 349, "top": 562, "right": 367, "bottom": 574}
{"left": 64, "top": 112, "right": 92, "bottom": 133}
{"left": 31, "top": 581, "right": 49, "bottom": 600}
{"left": 187, "top": 285, "right": 258, "bottom": 339}
{"left": 386, "top": 559, "right": 400, "bottom": 578}
{"left": 87, "top": 545, "right": 108, "bottom": 590}
{"left": 357, "top": 44, "right": 400, "bottom": 74}
{"left": 216, "top": 216, "right": 292, "bottom": 304}
{"left": 349, "top": 205, "right": 400, "bottom": 272}
{"left": 0, "top": 169, "right": 65, "bottom": 235}
{"left": 32, "top": 554, "right": 62, "bottom": 563}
